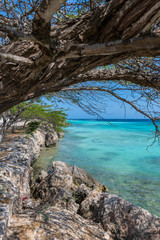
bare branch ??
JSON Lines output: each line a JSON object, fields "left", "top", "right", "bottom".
{"left": 0, "top": 52, "right": 34, "bottom": 65}
{"left": 32, "top": 0, "right": 66, "bottom": 40}
{"left": 0, "top": 25, "right": 35, "bottom": 40}
{"left": 61, "top": 86, "right": 160, "bottom": 122}
{"left": 0, "top": 99, "right": 34, "bottom": 142}
{"left": 34, "top": 0, "right": 66, "bottom": 24}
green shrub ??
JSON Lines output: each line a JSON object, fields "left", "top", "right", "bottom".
{"left": 26, "top": 121, "right": 40, "bottom": 134}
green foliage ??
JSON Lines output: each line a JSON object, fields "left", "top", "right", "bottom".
{"left": 26, "top": 121, "right": 40, "bottom": 134}
{"left": 10, "top": 101, "right": 69, "bottom": 133}
{"left": 21, "top": 103, "right": 51, "bottom": 121}
{"left": 45, "top": 110, "right": 69, "bottom": 132}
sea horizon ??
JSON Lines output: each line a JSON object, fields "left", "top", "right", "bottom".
{"left": 68, "top": 118, "right": 151, "bottom": 121}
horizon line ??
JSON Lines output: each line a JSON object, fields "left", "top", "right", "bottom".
{"left": 68, "top": 118, "right": 150, "bottom": 120}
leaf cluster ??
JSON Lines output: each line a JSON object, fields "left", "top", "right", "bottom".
{"left": 26, "top": 121, "right": 40, "bottom": 133}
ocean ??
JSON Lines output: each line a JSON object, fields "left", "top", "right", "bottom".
{"left": 33, "top": 119, "right": 160, "bottom": 216}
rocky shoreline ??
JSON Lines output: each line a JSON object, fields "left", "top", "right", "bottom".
{"left": 0, "top": 126, "right": 58, "bottom": 240}
{"left": 0, "top": 127, "right": 160, "bottom": 240}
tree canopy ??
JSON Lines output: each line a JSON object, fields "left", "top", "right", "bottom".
{"left": 12, "top": 102, "right": 69, "bottom": 132}
{"left": 0, "top": 0, "right": 160, "bottom": 122}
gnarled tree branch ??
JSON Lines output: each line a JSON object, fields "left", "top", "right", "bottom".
{"left": 0, "top": 52, "right": 34, "bottom": 65}
{"left": 32, "top": 0, "right": 66, "bottom": 40}
{"left": 57, "top": 36, "right": 160, "bottom": 60}
{"left": 0, "top": 0, "right": 160, "bottom": 113}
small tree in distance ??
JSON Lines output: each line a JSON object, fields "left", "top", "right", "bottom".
{"left": 0, "top": 101, "right": 69, "bottom": 142}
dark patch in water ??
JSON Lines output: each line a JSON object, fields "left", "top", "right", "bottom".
{"left": 74, "top": 131, "right": 91, "bottom": 134}
{"left": 89, "top": 148, "right": 97, "bottom": 151}
{"left": 92, "top": 138, "right": 103, "bottom": 143}
{"left": 147, "top": 157, "right": 160, "bottom": 167}
{"left": 71, "top": 135, "right": 87, "bottom": 140}
{"left": 140, "top": 156, "right": 160, "bottom": 167}
{"left": 98, "top": 157, "right": 112, "bottom": 161}
{"left": 104, "top": 151, "right": 119, "bottom": 157}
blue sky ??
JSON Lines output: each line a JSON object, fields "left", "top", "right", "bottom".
{"left": 52, "top": 85, "right": 148, "bottom": 120}
{"left": 46, "top": 86, "right": 150, "bottom": 120}
{"left": 57, "top": 99, "right": 146, "bottom": 119}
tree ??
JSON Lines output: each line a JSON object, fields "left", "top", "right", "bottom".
{"left": 0, "top": 100, "right": 34, "bottom": 141}
{"left": 0, "top": 101, "right": 69, "bottom": 141}
{"left": 19, "top": 103, "right": 69, "bottom": 132}
{"left": 0, "top": 0, "right": 160, "bottom": 114}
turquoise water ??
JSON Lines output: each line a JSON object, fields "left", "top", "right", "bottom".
{"left": 34, "top": 120, "right": 160, "bottom": 216}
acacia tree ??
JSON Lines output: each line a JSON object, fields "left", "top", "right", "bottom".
{"left": 0, "top": 100, "right": 68, "bottom": 141}
{"left": 0, "top": 0, "right": 160, "bottom": 115}
{"left": 0, "top": 100, "right": 34, "bottom": 141}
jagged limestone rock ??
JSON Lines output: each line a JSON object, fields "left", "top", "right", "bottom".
{"left": 58, "top": 132, "right": 64, "bottom": 138}
{"left": 33, "top": 161, "right": 160, "bottom": 240}
{"left": 45, "top": 131, "right": 58, "bottom": 147}
{"left": 33, "top": 161, "right": 108, "bottom": 209}
{"left": 6, "top": 207, "right": 110, "bottom": 240}
{"left": 37, "top": 170, "right": 48, "bottom": 182}
{"left": 79, "top": 191, "right": 160, "bottom": 240}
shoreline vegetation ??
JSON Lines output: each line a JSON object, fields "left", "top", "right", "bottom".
{"left": 0, "top": 123, "right": 160, "bottom": 239}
